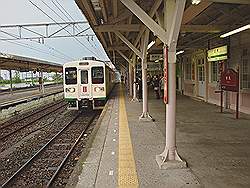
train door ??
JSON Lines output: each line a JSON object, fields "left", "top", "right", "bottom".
{"left": 79, "top": 69, "right": 91, "bottom": 99}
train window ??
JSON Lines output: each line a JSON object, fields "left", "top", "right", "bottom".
{"left": 81, "top": 70, "right": 88, "bottom": 84}
{"left": 92, "top": 67, "right": 104, "bottom": 84}
{"left": 65, "top": 67, "right": 77, "bottom": 85}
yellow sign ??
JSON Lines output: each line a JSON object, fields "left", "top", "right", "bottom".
{"left": 207, "top": 45, "right": 227, "bottom": 61}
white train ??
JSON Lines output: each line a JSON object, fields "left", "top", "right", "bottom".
{"left": 63, "top": 57, "right": 115, "bottom": 110}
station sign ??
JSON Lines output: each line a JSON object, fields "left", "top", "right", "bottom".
{"left": 207, "top": 45, "right": 227, "bottom": 62}
{"left": 149, "top": 54, "right": 163, "bottom": 61}
{"left": 221, "top": 68, "right": 239, "bottom": 92}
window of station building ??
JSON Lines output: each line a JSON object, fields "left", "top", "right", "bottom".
{"left": 185, "top": 57, "right": 191, "bottom": 80}
{"left": 241, "top": 48, "right": 250, "bottom": 89}
{"left": 65, "top": 67, "right": 77, "bottom": 85}
{"left": 211, "top": 62, "right": 219, "bottom": 83}
{"left": 81, "top": 70, "right": 88, "bottom": 84}
{"left": 92, "top": 66, "right": 104, "bottom": 84}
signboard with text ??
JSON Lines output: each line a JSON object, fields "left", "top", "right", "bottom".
{"left": 221, "top": 68, "right": 239, "bottom": 92}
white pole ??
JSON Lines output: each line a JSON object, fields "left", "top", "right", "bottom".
{"left": 131, "top": 55, "right": 139, "bottom": 101}
{"left": 129, "top": 63, "right": 133, "bottom": 96}
{"left": 139, "top": 29, "right": 153, "bottom": 121}
{"left": 167, "top": 50, "right": 177, "bottom": 160}
{"left": 9, "top": 70, "right": 13, "bottom": 95}
{"left": 156, "top": 0, "right": 186, "bottom": 169}
{"left": 142, "top": 61, "right": 148, "bottom": 113}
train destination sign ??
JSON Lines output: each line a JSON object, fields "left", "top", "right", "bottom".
{"left": 221, "top": 68, "right": 239, "bottom": 92}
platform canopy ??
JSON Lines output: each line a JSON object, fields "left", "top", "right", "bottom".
{"left": 75, "top": 0, "right": 250, "bottom": 69}
{"left": 0, "top": 53, "right": 62, "bottom": 72}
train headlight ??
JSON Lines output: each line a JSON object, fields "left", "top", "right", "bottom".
{"left": 94, "top": 87, "right": 104, "bottom": 92}
{"left": 66, "top": 88, "right": 75, "bottom": 93}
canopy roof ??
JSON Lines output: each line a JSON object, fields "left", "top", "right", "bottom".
{"left": 0, "top": 53, "right": 62, "bottom": 72}
{"left": 75, "top": 0, "right": 250, "bottom": 69}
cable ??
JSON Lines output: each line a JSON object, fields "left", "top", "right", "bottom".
{"left": 51, "top": 0, "right": 74, "bottom": 24}
{"left": 2, "top": 39, "right": 70, "bottom": 61}
{"left": 29, "top": 0, "right": 101, "bottom": 59}
{"left": 50, "top": 0, "right": 107, "bottom": 60}
{"left": 0, "top": 29, "right": 73, "bottom": 61}
{"left": 41, "top": 0, "right": 68, "bottom": 23}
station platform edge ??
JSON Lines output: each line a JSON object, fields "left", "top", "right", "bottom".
{"left": 67, "top": 84, "right": 200, "bottom": 188}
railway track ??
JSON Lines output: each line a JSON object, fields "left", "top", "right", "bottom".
{"left": 0, "top": 99, "right": 64, "bottom": 129}
{"left": 1, "top": 111, "right": 99, "bottom": 187}
{"left": 0, "top": 100, "right": 66, "bottom": 141}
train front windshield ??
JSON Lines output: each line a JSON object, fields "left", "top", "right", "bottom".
{"left": 65, "top": 67, "right": 77, "bottom": 85}
{"left": 92, "top": 67, "right": 104, "bottom": 84}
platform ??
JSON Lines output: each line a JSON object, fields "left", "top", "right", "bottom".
{"left": 0, "top": 84, "right": 63, "bottom": 106}
{"left": 68, "top": 84, "right": 250, "bottom": 188}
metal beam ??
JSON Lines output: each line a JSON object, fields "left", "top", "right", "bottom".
{"left": 94, "top": 24, "right": 141, "bottom": 32}
{"left": 76, "top": 0, "right": 107, "bottom": 48}
{"left": 114, "top": 31, "right": 142, "bottom": 58}
{"left": 108, "top": 45, "right": 129, "bottom": 51}
{"left": 116, "top": 50, "right": 134, "bottom": 67}
{"left": 120, "top": 0, "right": 167, "bottom": 43}
{"left": 99, "top": 0, "right": 113, "bottom": 46}
{"left": 0, "top": 22, "right": 93, "bottom": 41}
{"left": 167, "top": 0, "right": 188, "bottom": 48}
{"left": 108, "top": 9, "right": 132, "bottom": 24}
{"left": 181, "top": 24, "right": 228, "bottom": 33}
{"left": 131, "top": 0, "right": 163, "bottom": 48}
{"left": 182, "top": 1, "right": 212, "bottom": 25}
{"left": 206, "top": 0, "right": 250, "bottom": 4}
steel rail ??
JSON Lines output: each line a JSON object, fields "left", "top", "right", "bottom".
{"left": 1, "top": 113, "right": 81, "bottom": 188}
{"left": 0, "top": 102, "right": 66, "bottom": 140}
{"left": 0, "top": 99, "right": 63, "bottom": 129}
{"left": 46, "top": 112, "right": 97, "bottom": 187}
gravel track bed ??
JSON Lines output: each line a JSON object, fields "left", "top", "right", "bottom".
{"left": 52, "top": 112, "right": 100, "bottom": 187}
{"left": 0, "top": 110, "right": 77, "bottom": 186}
{"left": 0, "top": 100, "right": 63, "bottom": 129}
{"left": 2, "top": 110, "right": 100, "bottom": 187}
{"left": 0, "top": 101, "right": 65, "bottom": 137}
{"left": 0, "top": 103, "right": 67, "bottom": 153}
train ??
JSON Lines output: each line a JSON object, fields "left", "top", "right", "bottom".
{"left": 63, "top": 57, "right": 116, "bottom": 110}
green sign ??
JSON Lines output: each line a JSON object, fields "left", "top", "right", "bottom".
{"left": 207, "top": 45, "right": 227, "bottom": 62}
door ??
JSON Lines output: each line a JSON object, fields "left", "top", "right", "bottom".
{"left": 198, "top": 65, "right": 205, "bottom": 97}
{"left": 79, "top": 69, "right": 90, "bottom": 98}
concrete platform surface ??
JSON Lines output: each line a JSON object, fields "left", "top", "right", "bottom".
{"left": 71, "top": 86, "right": 201, "bottom": 188}
{"left": 148, "top": 90, "right": 250, "bottom": 188}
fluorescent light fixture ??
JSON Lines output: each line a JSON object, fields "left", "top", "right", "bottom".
{"left": 220, "top": 24, "right": 250, "bottom": 38}
{"left": 176, "top": 50, "right": 184, "bottom": 55}
{"left": 192, "top": 0, "right": 201, "bottom": 5}
{"left": 147, "top": 40, "right": 155, "bottom": 50}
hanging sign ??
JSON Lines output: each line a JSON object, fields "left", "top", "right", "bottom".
{"left": 149, "top": 54, "right": 163, "bottom": 61}
{"left": 207, "top": 45, "right": 227, "bottom": 62}
{"left": 221, "top": 68, "right": 239, "bottom": 92}
{"left": 164, "top": 46, "right": 168, "bottom": 104}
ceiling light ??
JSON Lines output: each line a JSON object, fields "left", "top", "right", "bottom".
{"left": 220, "top": 24, "right": 250, "bottom": 38}
{"left": 192, "top": 0, "right": 201, "bottom": 5}
{"left": 176, "top": 50, "right": 184, "bottom": 55}
{"left": 147, "top": 41, "right": 155, "bottom": 50}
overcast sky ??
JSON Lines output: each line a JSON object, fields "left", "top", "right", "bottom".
{"left": 0, "top": 0, "right": 109, "bottom": 64}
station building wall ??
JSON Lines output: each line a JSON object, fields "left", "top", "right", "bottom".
{"left": 181, "top": 31, "right": 250, "bottom": 115}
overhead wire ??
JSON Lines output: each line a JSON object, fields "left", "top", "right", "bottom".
{"left": 2, "top": 39, "right": 70, "bottom": 61}
{"left": 50, "top": 0, "right": 108, "bottom": 60}
{"left": 0, "top": 29, "right": 73, "bottom": 61}
{"left": 28, "top": 0, "right": 101, "bottom": 59}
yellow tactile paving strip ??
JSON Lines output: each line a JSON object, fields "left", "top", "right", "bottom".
{"left": 118, "top": 85, "right": 139, "bottom": 188}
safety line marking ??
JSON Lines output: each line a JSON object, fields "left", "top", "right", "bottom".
{"left": 118, "top": 85, "right": 139, "bottom": 188}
